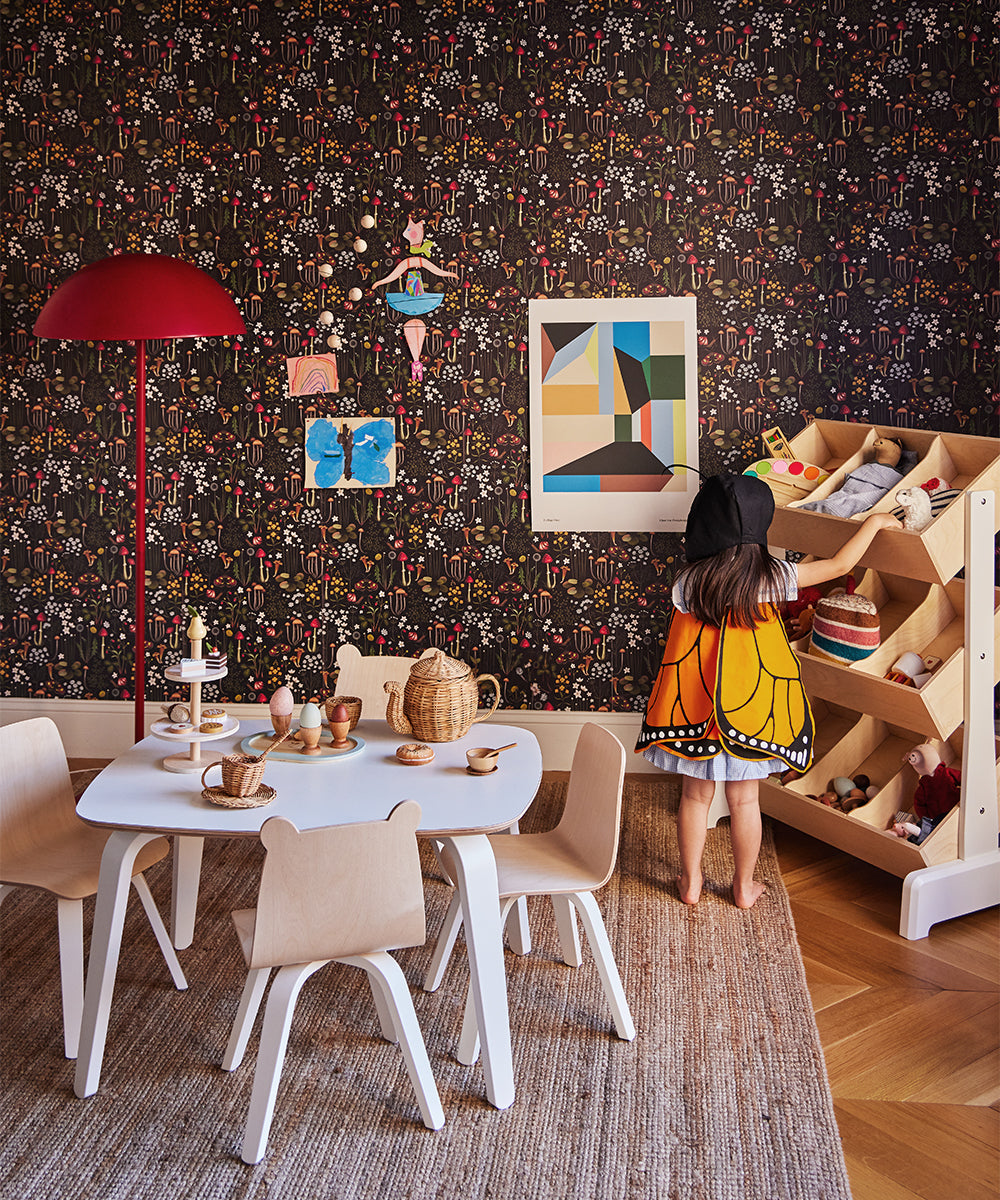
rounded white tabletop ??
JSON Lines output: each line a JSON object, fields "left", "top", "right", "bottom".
{"left": 76, "top": 719, "right": 543, "bottom": 839}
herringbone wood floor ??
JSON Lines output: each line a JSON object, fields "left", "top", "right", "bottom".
{"left": 69, "top": 761, "right": 998, "bottom": 1197}
{"left": 771, "top": 821, "right": 999, "bottom": 1200}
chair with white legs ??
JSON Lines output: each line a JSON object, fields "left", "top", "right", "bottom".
{"left": 221, "top": 800, "right": 444, "bottom": 1164}
{"left": 334, "top": 644, "right": 438, "bottom": 722}
{"left": 423, "top": 722, "right": 635, "bottom": 1054}
{"left": 0, "top": 717, "right": 186, "bottom": 1058}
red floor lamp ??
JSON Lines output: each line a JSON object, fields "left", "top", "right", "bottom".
{"left": 34, "top": 254, "right": 246, "bottom": 743}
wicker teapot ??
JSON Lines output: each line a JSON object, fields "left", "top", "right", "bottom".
{"left": 383, "top": 650, "right": 501, "bottom": 742}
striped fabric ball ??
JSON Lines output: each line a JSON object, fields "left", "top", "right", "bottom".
{"left": 808, "top": 593, "right": 881, "bottom": 664}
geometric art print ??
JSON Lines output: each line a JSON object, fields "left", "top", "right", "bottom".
{"left": 529, "top": 298, "right": 700, "bottom": 532}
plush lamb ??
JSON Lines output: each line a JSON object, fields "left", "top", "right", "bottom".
{"left": 894, "top": 485, "right": 933, "bottom": 531}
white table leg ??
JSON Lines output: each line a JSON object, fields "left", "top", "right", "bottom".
{"left": 440, "top": 833, "right": 514, "bottom": 1110}
{"left": 171, "top": 835, "right": 204, "bottom": 949}
{"left": 74, "top": 830, "right": 162, "bottom": 1098}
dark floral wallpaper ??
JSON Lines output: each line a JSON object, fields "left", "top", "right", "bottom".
{"left": 2, "top": 0, "right": 997, "bottom": 713}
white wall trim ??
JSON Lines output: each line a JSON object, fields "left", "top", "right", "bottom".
{"left": 0, "top": 697, "right": 660, "bottom": 773}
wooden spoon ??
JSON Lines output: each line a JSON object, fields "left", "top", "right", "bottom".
{"left": 485, "top": 743, "right": 517, "bottom": 755}
{"left": 248, "top": 728, "right": 291, "bottom": 763}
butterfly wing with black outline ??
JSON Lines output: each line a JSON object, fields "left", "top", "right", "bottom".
{"left": 635, "top": 610, "right": 726, "bottom": 758}
{"left": 715, "top": 609, "right": 814, "bottom": 771}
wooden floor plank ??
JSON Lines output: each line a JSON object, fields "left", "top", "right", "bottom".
{"left": 814, "top": 985, "right": 940, "bottom": 1049}
{"left": 790, "top": 896, "right": 996, "bottom": 991}
{"left": 826, "top": 993, "right": 997, "bottom": 1101}
{"left": 906, "top": 1052, "right": 1000, "bottom": 1107}
{"left": 800, "top": 954, "right": 872, "bottom": 1012}
{"left": 834, "top": 1099, "right": 1000, "bottom": 1200}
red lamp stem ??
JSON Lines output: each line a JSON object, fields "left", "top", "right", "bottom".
{"left": 134, "top": 339, "right": 146, "bottom": 743}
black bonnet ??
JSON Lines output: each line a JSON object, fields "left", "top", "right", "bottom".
{"left": 683, "top": 472, "right": 775, "bottom": 562}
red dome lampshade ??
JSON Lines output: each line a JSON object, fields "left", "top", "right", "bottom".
{"left": 33, "top": 253, "right": 246, "bottom": 340}
{"left": 33, "top": 254, "right": 246, "bottom": 746}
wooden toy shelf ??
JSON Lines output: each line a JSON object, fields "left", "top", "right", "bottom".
{"left": 757, "top": 422, "right": 1000, "bottom": 938}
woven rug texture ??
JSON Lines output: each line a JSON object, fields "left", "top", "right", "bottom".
{"left": 1, "top": 773, "right": 851, "bottom": 1200}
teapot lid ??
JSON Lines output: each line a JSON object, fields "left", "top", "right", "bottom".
{"left": 411, "top": 649, "right": 472, "bottom": 682}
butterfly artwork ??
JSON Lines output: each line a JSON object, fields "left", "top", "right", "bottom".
{"left": 304, "top": 417, "right": 396, "bottom": 488}
{"left": 636, "top": 608, "right": 814, "bottom": 772}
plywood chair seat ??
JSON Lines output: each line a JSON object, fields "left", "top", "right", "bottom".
{"left": 0, "top": 717, "right": 186, "bottom": 1059}
{"left": 424, "top": 723, "right": 635, "bottom": 1056}
{"left": 1, "top": 826, "right": 170, "bottom": 900}
{"left": 221, "top": 801, "right": 444, "bottom": 1164}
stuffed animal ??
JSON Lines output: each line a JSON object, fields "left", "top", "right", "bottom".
{"left": 894, "top": 486, "right": 933, "bottom": 531}
{"left": 889, "top": 743, "right": 961, "bottom": 842}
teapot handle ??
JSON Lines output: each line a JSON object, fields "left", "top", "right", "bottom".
{"left": 471, "top": 674, "right": 502, "bottom": 724}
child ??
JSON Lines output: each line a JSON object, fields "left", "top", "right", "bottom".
{"left": 636, "top": 472, "right": 901, "bottom": 909}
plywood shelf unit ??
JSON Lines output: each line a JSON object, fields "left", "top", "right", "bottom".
{"left": 757, "top": 421, "right": 1000, "bottom": 938}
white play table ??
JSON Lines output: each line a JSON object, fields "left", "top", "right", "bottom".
{"left": 73, "top": 719, "right": 543, "bottom": 1112}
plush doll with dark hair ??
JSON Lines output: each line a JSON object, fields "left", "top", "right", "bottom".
{"left": 797, "top": 436, "right": 907, "bottom": 518}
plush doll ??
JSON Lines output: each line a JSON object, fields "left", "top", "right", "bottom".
{"left": 894, "top": 486, "right": 933, "bottom": 531}
{"left": 889, "top": 743, "right": 961, "bottom": 842}
{"left": 797, "top": 436, "right": 907, "bottom": 518}
{"left": 781, "top": 584, "right": 823, "bottom": 639}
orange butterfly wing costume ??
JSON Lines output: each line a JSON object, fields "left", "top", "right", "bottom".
{"left": 636, "top": 607, "right": 813, "bottom": 773}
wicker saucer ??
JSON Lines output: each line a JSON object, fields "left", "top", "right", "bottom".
{"left": 202, "top": 782, "right": 276, "bottom": 809}
{"left": 466, "top": 764, "right": 498, "bottom": 776}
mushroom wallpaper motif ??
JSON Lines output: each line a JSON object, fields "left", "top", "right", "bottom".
{"left": 2, "top": 0, "right": 996, "bottom": 713}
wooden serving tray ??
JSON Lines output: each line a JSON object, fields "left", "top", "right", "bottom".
{"left": 239, "top": 731, "right": 365, "bottom": 762}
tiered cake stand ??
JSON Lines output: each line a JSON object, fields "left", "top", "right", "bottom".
{"left": 154, "top": 663, "right": 239, "bottom": 773}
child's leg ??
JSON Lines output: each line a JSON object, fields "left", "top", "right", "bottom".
{"left": 677, "top": 776, "right": 715, "bottom": 905}
{"left": 724, "top": 778, "right": 765, "bottom": 909}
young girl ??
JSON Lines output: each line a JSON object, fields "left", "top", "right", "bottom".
{"left": 636, "top": 472, "right": 901, "bottom": 909}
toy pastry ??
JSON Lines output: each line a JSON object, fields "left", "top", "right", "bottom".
{"left": 396, "top": 743, "right": 435, "bottom": 765}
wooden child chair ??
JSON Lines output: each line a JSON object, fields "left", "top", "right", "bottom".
{"left": 221, "top": 800, "right": 444, "bottom": 1164}
{"left": 423, "top": 723, "right": 635, "bottom": 1057}
{"left": 0, "top": 717, "right": 186, "bottom": 1058}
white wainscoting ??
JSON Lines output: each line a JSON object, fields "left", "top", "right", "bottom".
{"left": 0, "top": 697, "right": 661, "bottom": 773}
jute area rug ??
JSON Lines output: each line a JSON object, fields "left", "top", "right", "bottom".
{"left": 0, "top": 773, "right": 850, "bottom": 1200}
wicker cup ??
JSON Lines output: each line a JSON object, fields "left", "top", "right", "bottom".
{"left": 200, "top": 753, "right": 267, "bottom": 799}
{"left": 324, "top": 695, "right": 363, "bottom": 731}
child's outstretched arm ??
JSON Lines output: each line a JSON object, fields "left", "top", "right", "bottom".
{"left": 796, "top": 512, "right": 902, "bottom": 589}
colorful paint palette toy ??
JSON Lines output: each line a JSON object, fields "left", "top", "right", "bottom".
{"left": 743, "top": 458, "right": 830, "bottom": 503}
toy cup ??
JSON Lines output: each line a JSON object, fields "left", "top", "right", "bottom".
{"left": 201, "top": 753, "right": 267, "bottom": 798}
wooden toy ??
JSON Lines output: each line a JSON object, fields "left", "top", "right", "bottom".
{"left": 154, "top": 606, "right": 237, "bottom": 773}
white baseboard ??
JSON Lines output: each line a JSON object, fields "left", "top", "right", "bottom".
{"left": 0, "top": 697, "right": 660, "bottom": 773}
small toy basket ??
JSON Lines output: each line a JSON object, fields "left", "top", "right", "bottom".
{"left": 324, "top": 695, "right": 363, "bottom": 730}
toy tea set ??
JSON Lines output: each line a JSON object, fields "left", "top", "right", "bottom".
{"left": 180, "top": 634, "right": 509, "bottom": 807}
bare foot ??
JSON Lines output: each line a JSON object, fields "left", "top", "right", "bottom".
{"left": 677, "top": 871, "right": 703, "bottom": 905}
{"left": 732, "top": 880, "right": 766, "bottom": 909}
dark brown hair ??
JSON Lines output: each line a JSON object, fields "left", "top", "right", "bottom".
{"left": 676, "top": 544, "right": 789, "bottom": 629}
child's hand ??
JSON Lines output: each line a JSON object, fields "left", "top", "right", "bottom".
{"left": 865, "top": 512, "right": 903, "bottom": 532}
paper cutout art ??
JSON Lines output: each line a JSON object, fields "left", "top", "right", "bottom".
{"left": 528, "top": 297, "right": 700, "bottom": 533}
{"left": 403, "top": 319, "right": 426, "bottom": 381}
{"left": 286, "top": 352, "right": 340, "bottom": 396}
{"left": 371, "top": 217, "right": 457, "bottom": 381}
{"left": 304, "top": 417, "right": 396, "bottom": 489}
